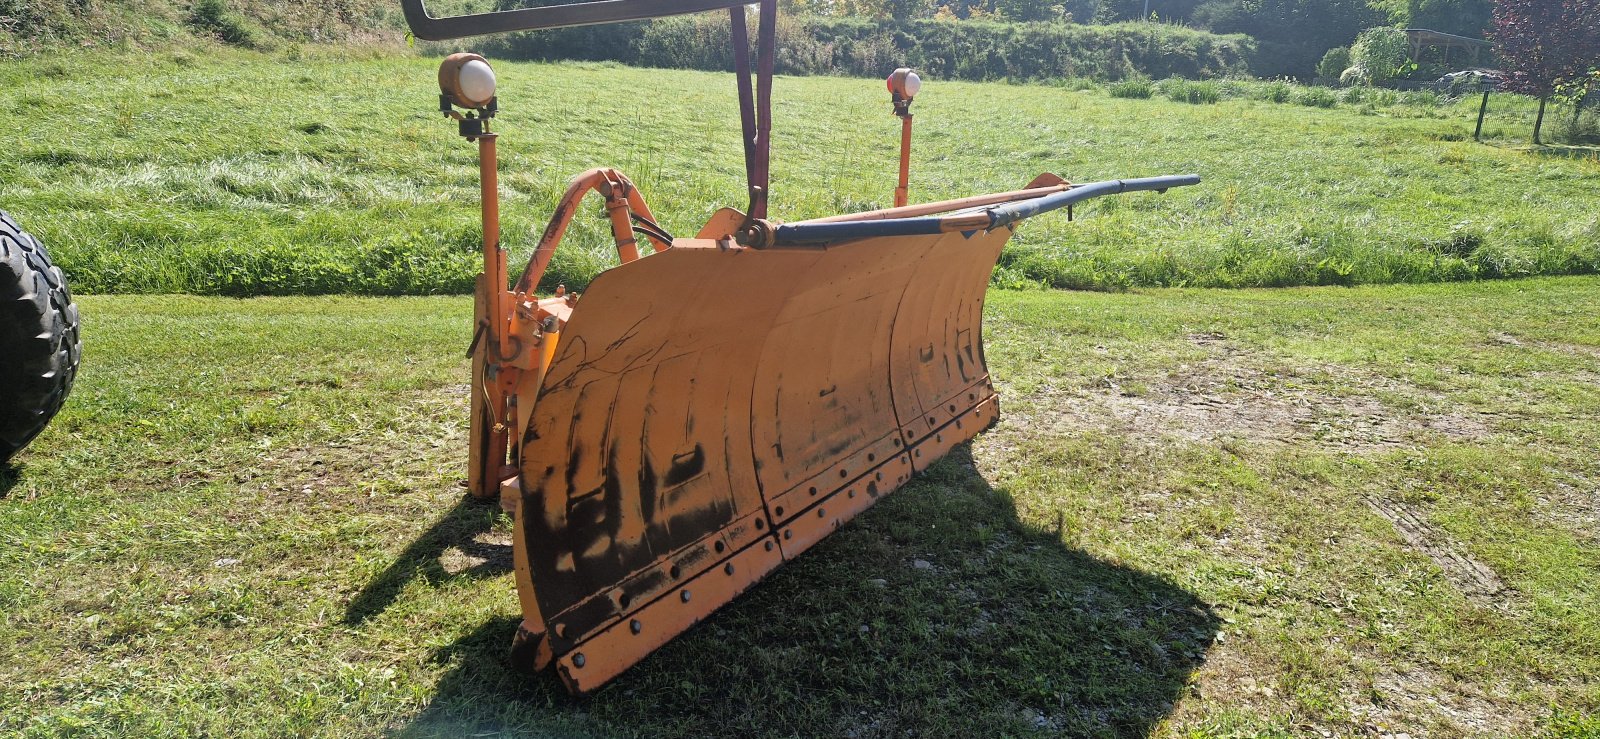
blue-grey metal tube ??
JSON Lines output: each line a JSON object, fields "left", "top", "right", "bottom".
{"left": 984, "top": 175, "right": 1199, "bottom": 229}
{"left": 771, "top": 216, "right": 949, "bottom": 244}
{"left": 770, "top": 174, "right": 1199, "bottom": 246}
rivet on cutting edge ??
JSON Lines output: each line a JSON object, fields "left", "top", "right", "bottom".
{"left": 725, "top": 563, "right": 735, "bottom": 575}
{"left": 681, "top": 589, "right": 692, "bottom": 603}
{"left": 630, "top": 619, "right": 642, "bottom": 635}
{"left": 573, "top": 653, "right": 586, "bottom": 667}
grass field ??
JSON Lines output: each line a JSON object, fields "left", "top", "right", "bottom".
{"left": 3, "top": 277, "right": 1599, "bottom": 737}
{"left": 1, "top": 45, "right": 1598, "bottom": 295}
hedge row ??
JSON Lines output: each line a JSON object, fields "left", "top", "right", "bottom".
{"left": 481, "top": 16, "right": 1255, "bottom": 82}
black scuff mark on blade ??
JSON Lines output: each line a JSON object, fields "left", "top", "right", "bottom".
{"left": 638, "top": 452, "right": 659, "bottom": 526}
{"left": 664, "top": 445, "right": 706, "bottom": 487}
{"left": 605, "top": 315, "right": 652, "bottom": 354}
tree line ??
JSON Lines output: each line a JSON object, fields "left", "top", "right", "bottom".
{"left": 778, "top": 0, "right": 1491, "bottom": 77}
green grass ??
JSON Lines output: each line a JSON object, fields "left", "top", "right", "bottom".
{"left": 4, "top": 277, "right": 1599, "bottom": 736}
{"left": 1, "top": 46, "right": 1597, "bottom": 295}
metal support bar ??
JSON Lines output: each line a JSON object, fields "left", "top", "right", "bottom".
{"left": 401, "top": 0, "right": 747, "bottom": 40}
{"left": 768, "top": 175, "right": 1200, "bottom": 246}
{"left": 894, "top": 114, "right": 913, "bottom": 208}
{"left": 752, "top": 0, "right": 775, "bottom": 219}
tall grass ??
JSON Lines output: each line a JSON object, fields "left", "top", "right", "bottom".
{"left": 1, "top": 47, "right": 1594, "bottom": 295}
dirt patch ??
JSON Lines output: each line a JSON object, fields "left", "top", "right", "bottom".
{"left": 997, "top": 335, "right": 1489, "bottom": 454}
{"left": 1347, "top": 652, "right": 1534, "bottom": 737}
{"left": 238, "top": 382, "right": 469, "bottom": 505}
{"left": 1543, "top": 469, "right": 1600, "bottom": 545}
{"left": 1177, "top": 637, "right": 1533, "bottom": 737}
{"left": 1363, "top": 496, "right": 1506, "bottom": 600}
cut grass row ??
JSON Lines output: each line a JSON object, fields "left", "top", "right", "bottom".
{"left": 3, "top": 277, "right": 1598, "bottom": 736}
{"left": 1, "top": 44, "right": 1597, "bottom": 296}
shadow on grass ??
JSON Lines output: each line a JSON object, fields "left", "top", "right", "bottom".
{"left": 0, "top": 462, "right": 17, "bottom": 498}
{"left": 344, "top": 496, "right": 512, "bottom": 626}
{"left": 394, "top": 446, "right": 1219, "bottom": 738}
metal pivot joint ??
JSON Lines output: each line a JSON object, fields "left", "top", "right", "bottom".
{"left": 443, "top": 95, "right": 498, "bottom": 139}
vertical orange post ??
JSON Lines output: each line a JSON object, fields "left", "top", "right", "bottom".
{"left": 894, "top": 114, "right": 913, "bottom": 208}
{"left": 468, "top": 131, "right": 509, "bottom": 501}
{"left": 481, "top": 133, "right": 504, "bottom": 344}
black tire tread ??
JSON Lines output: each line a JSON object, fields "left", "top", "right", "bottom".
{"left": 1, "top": 210, "right": 80, "bottom": 462}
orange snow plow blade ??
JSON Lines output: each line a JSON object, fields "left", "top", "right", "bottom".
{"left": 510, "top": 225, "right": 1007, "bottom": 692}
{"left": 403, "top": 0, "right": 1200, "bottom": 694}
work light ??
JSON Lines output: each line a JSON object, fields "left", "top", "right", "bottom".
{"left": 887, "top": 67, "right": 921, "bottom": 100}
{"left": 439, "top": 52, "right": 497, "bottom": 109}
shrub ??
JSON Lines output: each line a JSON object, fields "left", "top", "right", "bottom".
{"left": 1162, "top": 78, "right": 1220, "bottom": 104}
{"left": 487, "top": 17, "right": 1256, "bottom": 82}
{"left": 1553, "top": 108, "right": 1600, "bottom": 145}
{"left": 1254, "top": 80, "right": 1292, "bottom": 103}
{"left": 188, "top": 0, "right": 257, "bottom": 47}
{"left": 1340, "top": 66, "right": 1372, "bottom": 86}
{"left": 1349, "top": 27, "right": 1410, "bottom": 84}
{"left": 1108, "top": 79, "right": 1154, "bottom": 98}
{"left": 1295, "top": 87, "right": 1338, "bottom": 108}
{"left": 1316, "top": 46, "right": 1351, "bottom": 84}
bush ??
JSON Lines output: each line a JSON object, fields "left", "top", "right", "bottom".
{"left": 486, "top": 16, "right": 1256, "bottom": 83}
{"left": 188, "top": 0, "right": 257, "bottom": 47}
{"left": 1553, "top": 108, "right": 1600, "bottom": 145}
{"left": 1161, "top": 78, "right": 1220, "bottom": 104}
{"left": 1254, "top": 80, "right": 1292, "bottom": 103}
{"left": 1108, "top": 79, "right": 1154, "bottom": 98}
{"left": 1295, "top": 87, "right": 1338, "bottom": 108}
{"left": 1349, "top": 27, "right": 1410, "bottom": 84}
{"left": 1316, "top": 47, "right": 1350, "bottom": 84}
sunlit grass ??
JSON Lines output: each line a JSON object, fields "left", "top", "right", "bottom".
{"left": 1, "top": 45, "right": 1596, "bottom": 295}
{"left": 3, "top": 278, "right": 1599, "bottom": 735}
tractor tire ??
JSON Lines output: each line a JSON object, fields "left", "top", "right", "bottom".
{"left": 1, "top": 210, "right": 80, "bottom": 463}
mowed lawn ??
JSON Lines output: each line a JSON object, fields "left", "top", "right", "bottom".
{"left": 0, "top": 46, "right": 1597, "bottom": 296}
{"left": 3, "top": 278, "right": 1598, "bottom": 737}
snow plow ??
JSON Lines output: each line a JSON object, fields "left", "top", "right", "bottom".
{"left": 402, "top": 0, "right": 1199, "bottom": 694}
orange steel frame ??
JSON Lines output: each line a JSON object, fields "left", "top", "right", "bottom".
{"left": 412, "top": 0, "right": 1192, "bottom": 698}
{"left": 466, "top": 160, "right": 671, "bottom": 506}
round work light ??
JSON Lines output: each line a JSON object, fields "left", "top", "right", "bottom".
{"left": 887, "top": 67, "right": 922, "bottom": 100}
{"left": 439, "top": 53, "right": 497, "bottom": 109}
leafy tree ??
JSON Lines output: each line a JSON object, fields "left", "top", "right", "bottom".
{"left": 1369, "top": 0, "right": 1492, "bottom": 36}
{"left": 1193, "top": 0, "right": 1385, "bottom": 78}
{"left": 1489, "top": 0, "right": 1600, "bottom": 143}
{"left": 1348, "top": 26, "right": 1411, "bottom": 82}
